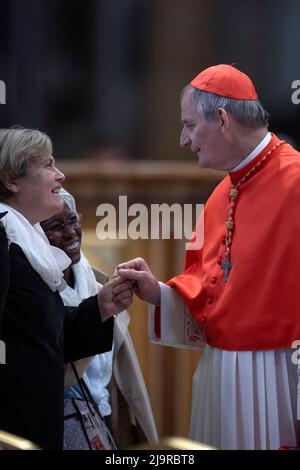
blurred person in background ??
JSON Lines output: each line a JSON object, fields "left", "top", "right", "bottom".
{"left": 41, "top": 189, "right": 158, "bottom": 449}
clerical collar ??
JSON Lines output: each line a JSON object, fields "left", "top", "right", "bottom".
{"left": 231, "top": 132, "right": 271, "bottom": 172}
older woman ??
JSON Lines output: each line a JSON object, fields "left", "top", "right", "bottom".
{"left": 0, "top": 128, "right": 132, "bottom": 449}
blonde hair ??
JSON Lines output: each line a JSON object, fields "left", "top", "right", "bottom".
{"left": 0, "top": 128, "right": 52, "bottom": 199}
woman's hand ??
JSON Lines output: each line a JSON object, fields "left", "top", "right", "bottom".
{"left": 97, "top": 277, "right": 133, "bottom": 321}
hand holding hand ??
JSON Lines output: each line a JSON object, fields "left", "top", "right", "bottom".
{"left": 115, "top": 257, "right": 161, "bottom": 306}
{"left": 98, "top": 277, "right": 133, "bottom": 321}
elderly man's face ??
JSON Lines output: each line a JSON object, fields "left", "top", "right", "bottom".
{"left": 180, "top": 87, "right": 227, "bottom": 170}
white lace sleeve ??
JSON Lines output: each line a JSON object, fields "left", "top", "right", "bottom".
{"left": 148, "top": 282, "right": 205, "bottom": 350}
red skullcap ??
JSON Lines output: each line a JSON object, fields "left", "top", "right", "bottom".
{"left": 191, "top": 64, "right": 258, "bottom": 100}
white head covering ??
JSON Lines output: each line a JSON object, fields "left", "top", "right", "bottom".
{"left": 0, "top": 202, "right": 71, "bottom": 292}
{"left": 59, "top": 188, "right": 76, "bottom": 213}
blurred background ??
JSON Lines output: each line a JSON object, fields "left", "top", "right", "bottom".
{"left": 1, "top": 0, "right": 300, "bottom": 442}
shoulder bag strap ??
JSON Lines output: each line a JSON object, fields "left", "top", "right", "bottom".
{"left": 70, "top": 361, "right": 103, "bottom": 418}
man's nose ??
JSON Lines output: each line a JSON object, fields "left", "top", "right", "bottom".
{"left": 180, "top": 132, "right": 191, "bottom": 149}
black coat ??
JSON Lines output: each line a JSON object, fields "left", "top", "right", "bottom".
{"left": 0, "top": 217, "right": 114, "bottom": 449}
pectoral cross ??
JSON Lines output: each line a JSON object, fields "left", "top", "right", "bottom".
{"left": 220, "top": 254, "right": 232, "bottom": 282}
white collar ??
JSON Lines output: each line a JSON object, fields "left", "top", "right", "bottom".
{"left": 0, "top": 203, "right": 71, "bottom": 292}
{"left": 231, "top": 132, "right": 271, "bottom": 172}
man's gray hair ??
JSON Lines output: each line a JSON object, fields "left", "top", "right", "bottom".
{"left": 191, "top": 88, "right": 269, "bottom": 129}
{"left": 0, "top": 128, "right": 52, "bottom": 199}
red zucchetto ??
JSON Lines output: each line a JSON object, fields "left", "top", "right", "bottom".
{"left": 191, "top": 64, "right": 258, "bottom": 100}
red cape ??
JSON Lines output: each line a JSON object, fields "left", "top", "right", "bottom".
{"left": 166, "top": 134, "right": 300, "bottom": 350}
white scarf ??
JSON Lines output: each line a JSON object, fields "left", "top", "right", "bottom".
{"left": 0, "top": 202, "right": 71, "bottom": 292}
{"left": 61, "top": 252, "right": 104, "bottom": 392}
{"left": 60, "top": 252, "right": 100, "bottom": 306}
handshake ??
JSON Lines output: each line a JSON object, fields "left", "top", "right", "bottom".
{"left": 97, "top": 258, "right": 161, "bottom": 321}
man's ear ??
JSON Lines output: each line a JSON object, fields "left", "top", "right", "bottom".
{"left": 1, "top": 173, "right": 21, "bottom": 193}
{"left": 217, "top": 108, "right": 229, "bottom": 132}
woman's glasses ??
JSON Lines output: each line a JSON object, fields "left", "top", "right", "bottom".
{"left": 44, "top": 213, "right": 82, "bottom": 237}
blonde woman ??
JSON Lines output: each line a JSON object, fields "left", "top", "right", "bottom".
{"left": 0, "top": 128, "right": 132, "bottom": 449}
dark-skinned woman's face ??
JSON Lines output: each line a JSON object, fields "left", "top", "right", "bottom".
{"left": 40, "top": 202, "right": 82, "bottom": 265}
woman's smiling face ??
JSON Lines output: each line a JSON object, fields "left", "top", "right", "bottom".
{"left": 41, "top": 202, "right": 82, "bottom": 265}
